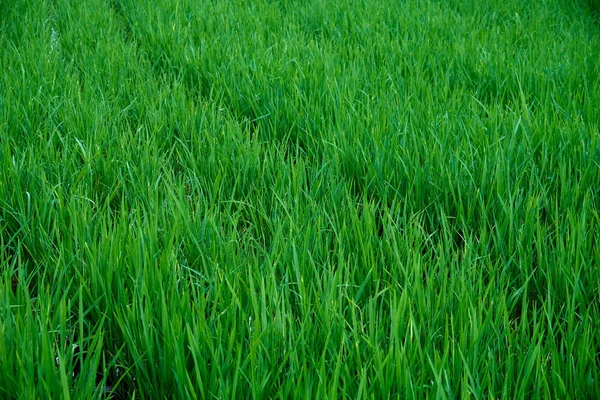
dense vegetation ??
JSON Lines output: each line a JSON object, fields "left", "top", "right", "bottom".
{"left": 1, "top": 0, "right": 599, "bottom": 398}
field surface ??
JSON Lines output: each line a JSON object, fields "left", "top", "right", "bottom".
{"left": 1, "top": 0, "right": 600, "bottom": 398}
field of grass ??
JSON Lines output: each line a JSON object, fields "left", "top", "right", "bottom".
{"left": 1, "top": 0, "right": 599, "bottom": 398}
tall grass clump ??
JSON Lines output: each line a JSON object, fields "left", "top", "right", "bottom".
{"left": 1, "top": 0, "right": 599, "bottom": 398}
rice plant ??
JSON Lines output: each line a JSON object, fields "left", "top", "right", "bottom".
{"left": 1, "top": 0, "right": 599, "bottom": 398}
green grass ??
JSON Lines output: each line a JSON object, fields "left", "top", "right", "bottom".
{"left": 1, "top": 0, "right": 599, "bottom": 398}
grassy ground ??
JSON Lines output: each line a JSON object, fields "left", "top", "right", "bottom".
{"left": 1, "top": 0, "right": 599, "bottom": 398}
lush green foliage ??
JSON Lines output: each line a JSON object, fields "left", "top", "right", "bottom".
{"left": 1, "top": 0, "right": 599, "bottom": 398}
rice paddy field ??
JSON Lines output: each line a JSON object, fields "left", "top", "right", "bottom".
{"left": 1, "top": 0, "right": 600, "bottom": 398}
